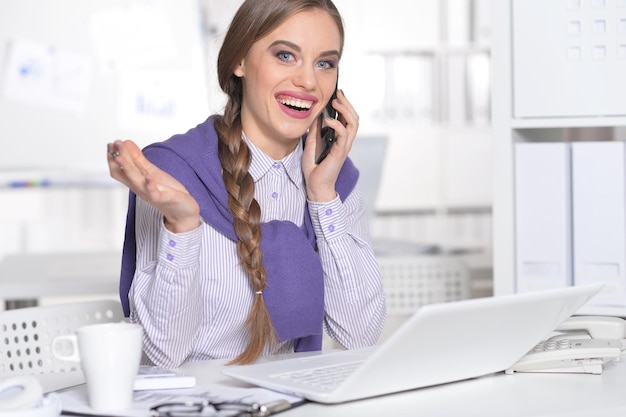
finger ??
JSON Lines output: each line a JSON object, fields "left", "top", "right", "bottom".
{"left": 110, "top": 141, "right": 139, "bottom": 178}
{"left": 335, "top": 90, "right": 359, "bottom": 128}
{"left": 303, "top": 115, "right": 322, "bottom": 161}
{"left": 107, "top": 142, "right": 124, "bottom": 167}
{"left": 109, "top": 140, "right": 156, "bottom": 194}
{"left": 125, "top": 140, "right": 170, "bottom": 181}
{"left": 107, "top": 142, "right": 129, "bottom": 184}
{"left": 107, "top": 143, "right": 120, "bottom": 159}
{"left": 302, "top": 130, "right": 315, "bottom": 160}
{"left": 308, "top": 115, "right": 320, "bottom": 138}
{"left": 117, "top": 140, "right": 159, "bottom": 178}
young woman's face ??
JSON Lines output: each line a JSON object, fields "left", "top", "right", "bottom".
{"left": 234, "top": 8, "right": 341, "bottom": 159}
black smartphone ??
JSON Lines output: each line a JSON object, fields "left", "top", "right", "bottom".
{"left": 315, "top": 88, "right": 339, "bottom": 164}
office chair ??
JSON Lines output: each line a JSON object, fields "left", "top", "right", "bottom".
{"left": 0, "top": 300, "right": 124, "bottom": 377}
{"left": 378, "top": 255, "right": 470, "bottom": 316}
{"left": 375, "top": 255, "right": 470, "bottom": 342}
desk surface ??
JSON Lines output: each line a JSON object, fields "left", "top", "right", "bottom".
{"left": 180, "top": 357, "right": 626, "bottom": 417}
{"left": 40, "top": 352, "right": 626, "bottom": 417}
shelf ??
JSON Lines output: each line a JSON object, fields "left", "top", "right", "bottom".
{"left": 511, "top": 117, "right": 626, "bottom": 129}
{"left": 367, "top": 45, "right": 491, "bottom": 56}
{"left": 492, "top": 0, "right": 626, "bottom": 315}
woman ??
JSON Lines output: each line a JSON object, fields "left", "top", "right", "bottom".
{"left": 107, "top": 0, "right": 385, "bottom": 368}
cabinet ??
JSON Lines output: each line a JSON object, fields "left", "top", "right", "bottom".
{"left": 492, "top": 0, "right": 626, "bottom": 315}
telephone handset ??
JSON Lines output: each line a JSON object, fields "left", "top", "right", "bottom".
{"left": 553, "top": 315, "right": 626, "bottom": 339}
{"left": 315, "top": 83, "right": 339, "bottom": 164}
{"left": 0, "top": 376, "right": 61, "bottom": 417}
{"left": 506, "top": 315, "right": 626, "bottom": 375}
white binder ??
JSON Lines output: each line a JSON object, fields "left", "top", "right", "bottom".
{"left": 514, "top": 142, "right": 572, "bottom": 292}
{"left": 572, "top": 142, "right": 626, "bottom": 307}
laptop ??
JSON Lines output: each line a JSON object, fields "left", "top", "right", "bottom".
{"left": 346, "top": 135, "right": 387, "bottom": 225}
{"left": 223, "top": 284, "right": 603, "bottom": 404}
{"left": 348, "top": 135, "right": 439, "bottom": 255}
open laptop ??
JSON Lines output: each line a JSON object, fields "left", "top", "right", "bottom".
{"left": 223, "top": 284, "right": 603, "bottom": 404}
{"left": 346, "top": 135, "right": 387, "bottom": 225}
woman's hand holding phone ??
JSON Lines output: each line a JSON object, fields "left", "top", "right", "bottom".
{"left": 302, "top": 89, "right": 360, "bottom": 203}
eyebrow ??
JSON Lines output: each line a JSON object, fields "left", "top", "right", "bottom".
{"left": 268, "top": 40, "right": 340, "bottom": 59}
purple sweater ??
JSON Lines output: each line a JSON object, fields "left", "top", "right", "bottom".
{"left": 120, "top": 116, "right": 359, "bottom": 352}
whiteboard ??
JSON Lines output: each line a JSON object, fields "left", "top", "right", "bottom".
{"left": 0, "top": 0, "right": 210, "bottom": 174}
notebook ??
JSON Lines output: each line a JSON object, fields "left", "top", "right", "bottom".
{"left": 223, "top": 284, "right": 603, "bottom": 404}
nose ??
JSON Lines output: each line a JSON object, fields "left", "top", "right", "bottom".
{"left": 292, "top": 65, "right": 316, "bottom": 91}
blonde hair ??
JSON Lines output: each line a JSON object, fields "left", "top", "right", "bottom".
{"left": 214, "top": 0, "right": 344, "bottom": 365}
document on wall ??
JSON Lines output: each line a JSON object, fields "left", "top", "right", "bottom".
{"left": 2, "top": 38, "right": 92, "bottom": 114}
{"left": 58, "top": 383, "right": 305, "bottom": 417}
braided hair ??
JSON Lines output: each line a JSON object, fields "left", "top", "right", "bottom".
{"left": 213, "top": 0, "right": 344, "bottom": 364}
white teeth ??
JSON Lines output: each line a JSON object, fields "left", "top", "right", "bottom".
{"left": 278, "top": 98, "right": 312, "bottom": 109}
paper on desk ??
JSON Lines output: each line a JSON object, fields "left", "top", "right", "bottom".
{"left": 58, "top": 384, "right": 304, "bottom": 417}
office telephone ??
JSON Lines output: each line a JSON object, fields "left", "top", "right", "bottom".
{"left": 0, "top": 376, "right": 61, "bottom": 417}
{"left": 506, "top": 315, "right": 626, "bottom": 375}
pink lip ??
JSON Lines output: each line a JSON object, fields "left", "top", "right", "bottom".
{"left": 275, "top": 91, "right": 318, "bottom": 120}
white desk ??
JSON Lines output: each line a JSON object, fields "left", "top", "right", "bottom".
{"left": 179, "top": 357, "right": 626, "bottom": 417}
{"left": 40, "top": 353, "right": 626, "bottom": 417}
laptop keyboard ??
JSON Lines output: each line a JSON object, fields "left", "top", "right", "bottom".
{"left": 272, "top": 361, "right": 363, "bottom": 391}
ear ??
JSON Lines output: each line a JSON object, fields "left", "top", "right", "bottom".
{"left": 233, "top": 59, "right": 245, "bottom": 78}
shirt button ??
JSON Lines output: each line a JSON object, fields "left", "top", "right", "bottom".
{"left": 271, "top": 192, "right": 279, "bottom": 199}
{"left": 166, "top": 254, "right": 174, "bottom": 262}
{"left": 273, "top": 163, "right": 281, "bottom": 169}
{"left": 169, "top": 240, "right": 176, "bottom": 247}
{"left": 328, "top": 224, "right": 335, "bottom": 233}
{"left": 325, "top": 208, "right": 333, "bottom": 216}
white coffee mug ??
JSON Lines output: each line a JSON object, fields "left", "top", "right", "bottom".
{"left": 51, "top": 322, "right": 143, "bottom": 412}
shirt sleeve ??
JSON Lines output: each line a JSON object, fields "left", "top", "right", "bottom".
{"left": 129, "top": 197, "right": 204, "bottom": 368}
{"left": 307, "top": 186, "right": 387, "bottom": 349}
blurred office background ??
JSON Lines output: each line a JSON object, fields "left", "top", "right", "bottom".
{"left": 0, "top": 0, "right": 492, "bottom": 311}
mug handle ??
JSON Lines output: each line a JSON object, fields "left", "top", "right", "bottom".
{"left": 51, "top": 334, "right": 80, "bottom": 362}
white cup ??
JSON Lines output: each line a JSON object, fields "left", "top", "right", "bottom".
{"left": 52, "top": 322, "right": 143, "bottom": 412}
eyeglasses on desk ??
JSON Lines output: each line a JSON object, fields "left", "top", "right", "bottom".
{"left": 150, "top": 398, "right": 291, "bottom": 417}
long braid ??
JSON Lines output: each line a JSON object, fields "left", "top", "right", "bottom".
{"left": 215, "top": 93, "right": 277, "bottom": 365}
{"left": 214, "top": 0, "right": 345, "bottom": 365}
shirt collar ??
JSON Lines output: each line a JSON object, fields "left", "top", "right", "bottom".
{"left": 242, "top": 132, "right": 304, "bottom": 189}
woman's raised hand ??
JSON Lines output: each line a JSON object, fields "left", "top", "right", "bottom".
{"left": 107, "top": 140, "right": 200, "bottom": 233}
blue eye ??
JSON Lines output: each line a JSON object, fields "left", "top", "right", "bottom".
{"left": 277, "top": 51, "right": 293, "bottom": 62}
{"left": 317, "top": 60, "right": 336, "bottom": 70}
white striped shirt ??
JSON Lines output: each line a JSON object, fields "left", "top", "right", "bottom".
{"left": 129, "top": 135, "right": 386, "bottom": 368}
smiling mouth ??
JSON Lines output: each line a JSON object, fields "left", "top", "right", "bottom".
{"left": 277, "top": 96, "right": 313, "bottom": 112}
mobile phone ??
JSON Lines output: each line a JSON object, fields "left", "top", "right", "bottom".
{"left": 315, "top": 88, "right": 339, "bottom": 164}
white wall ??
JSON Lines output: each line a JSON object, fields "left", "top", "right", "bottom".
{"left": 0, "top": 0, "right": 493, "bottom": 263}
